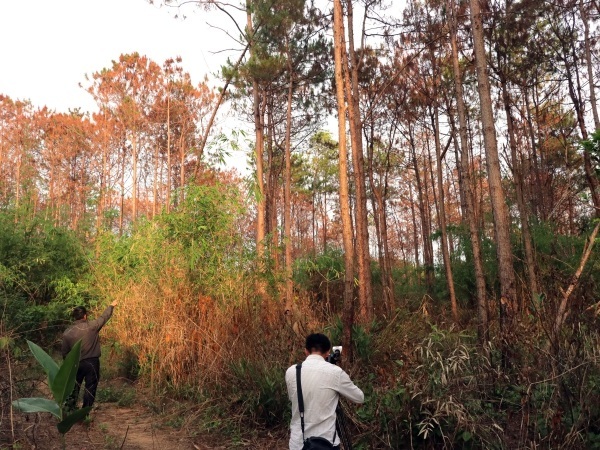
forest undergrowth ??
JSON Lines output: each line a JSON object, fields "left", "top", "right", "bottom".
{"left": 1, "top": 194, "right": 600, "bottom": 449}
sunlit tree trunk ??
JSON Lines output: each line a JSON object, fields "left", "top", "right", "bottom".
{"left": 333, "top": 0, "right": 355, "bottom": 361}
{"left": 247, "top": 0, "right": 267, "bottom": 260}
{"left": 345, "top": 0, "right": 372, "bottom": 323}
{"left": 96, "top": 111, "right": 109, "bottom": 232}
{"left": 284, "top": 39, "right": 294, "bottom": 312}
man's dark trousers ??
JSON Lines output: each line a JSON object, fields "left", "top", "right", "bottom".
{"left": 70, "top": 357, "right": 100, "bottom": 408}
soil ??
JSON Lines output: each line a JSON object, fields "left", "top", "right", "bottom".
{"left": 3, "top": 381, "right": 289, "bottom": 450}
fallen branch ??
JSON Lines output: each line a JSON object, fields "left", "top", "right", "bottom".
{"left": 120, "top": 425, "right": 130, "bottom": 450}
{"left": 550, "top": 220, "right": 600, "bottom": 350}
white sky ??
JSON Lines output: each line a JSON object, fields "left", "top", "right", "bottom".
{"left": 0, "top": 0, "right": 242, "bottom": 113}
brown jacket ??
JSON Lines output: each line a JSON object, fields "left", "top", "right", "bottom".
{"left": 61, "top": 305, "right": 114, "bottom": 360}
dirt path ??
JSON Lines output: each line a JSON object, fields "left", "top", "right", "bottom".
{"left": 2, "top": 371, "right": 289, "bottom": 450}
{"left": 68, "top": 405, "right": 199, "bottom": 449}
{"left": 7, "top": 399, "right": 288, "bottom": 449}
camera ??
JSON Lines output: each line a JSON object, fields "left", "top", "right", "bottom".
{"left": 326, "top": 346, "right": 342, "bottom": 364}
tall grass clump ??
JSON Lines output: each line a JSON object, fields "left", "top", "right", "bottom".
{"left": 92, "top": 183, "right": 248, "bottom": 386}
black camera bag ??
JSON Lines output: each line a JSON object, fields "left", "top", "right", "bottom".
{"left": 302, "top": 436, "right": 334, "bottom": 450}
{"left": 296, "top": 363, "right": 336, "bottom": 450}
{"left": 302, "top": 436, "right": 333, "bottom": 450}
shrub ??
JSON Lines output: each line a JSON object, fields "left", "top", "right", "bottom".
{"left": 0, "top": 211, "right": 91, "bottom": 341}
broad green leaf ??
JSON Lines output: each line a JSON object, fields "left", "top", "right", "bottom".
{"left": 12, "top": 398, "right": 61, "bottom": 419}
{"left": 27, "top": 340, "right": 59, "bottom": 386}
{"left": 57, "top": 406, "right": 92, "bottom": 434}
{"left": 52, "top": 340, "right": 81, "bottom": 405}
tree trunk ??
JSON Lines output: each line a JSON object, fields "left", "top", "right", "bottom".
{"left": 178, "top": 132, "right": 186, "bottom": 206}
{"left": 247, "top": 2, "right": 267, "bottom": 259}
{"left": 323, "top": 192, "right": 328, "bottom": 252}
{"left": 344, "top": 0, "right": 372, "bottom": 323}
{"left": 132, "top": 132, "right": 138, "bottom": 221}
{"left": 153, "top": 142, "right": 159, "bottom": 218}
{"left": 409, "top": 126, "right": 434, "bottom": 293}
{"left": 284, "top": 40, "right": 294, "bottom": 312}
{"left": 561, "top": 28, "right": 600, "bottom": 216}
{"left": 448, "top": 10, "right": 489, "bottom": 343}
{"left": 266, "top": 102, "right": 280, "bottom": 269}
{"left": 500, "top": 77, "right": 539, "bottom": 308}
{"left": 119, "top": 149, "right": 125, "bottom": 236}
{"left": 469, "top": 0, "right": 517, "bottom": 360}
{"left": 409, "top": 182, "right": 420, "bottom": 271}
{"left": 166, "top": 91, "right": 171, "bottom": 213}
{"left": 522, "top": 87, "right": 546, "bottom": 221}
{"left": 333, "top": 0, "right": 355, "bottom": 362}
{"left": 432, "top": 105, "right": 458, "bottom": 323}
{"left": 96, "top": 114, "right": 108, "bottom": 232}
{"left": 409, "top": 130, "right": 434, "bottom": 295}
{"left": 551, "top": 221, "right": 600, "bottom": 351}
{"left": 366, "top": 123, "right": 394, "bottom": 315}
{"left": 581, "top": 0, "right": 600, "bottom": 130}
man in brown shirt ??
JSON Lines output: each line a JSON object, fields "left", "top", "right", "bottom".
{"left": 62, "top": 300, "right": 117, "bottom": 410}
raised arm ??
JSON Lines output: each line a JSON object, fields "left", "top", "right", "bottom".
{"left": 88, "top": 300, "right": 118, "bottom": 331}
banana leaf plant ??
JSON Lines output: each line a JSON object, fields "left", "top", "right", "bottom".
{"left": 12, "top": 339, "right": 91, "bottom": 434}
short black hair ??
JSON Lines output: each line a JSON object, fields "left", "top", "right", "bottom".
{"left": 305, "top": 333, "right": 331, "bottom": 354}
{"left": 72, "top": 306, "right": 87, "bottom": 320}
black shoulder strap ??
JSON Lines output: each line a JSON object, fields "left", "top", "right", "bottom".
{"left": 296, "top": 363, "right": 305, "bottom": 441}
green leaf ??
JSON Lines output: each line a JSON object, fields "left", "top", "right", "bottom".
{"left": 0, "top": 336, "right": 12, "bottom": 350}
{"left": 12, "top": 398, "right": 61, "bottom": 419}
{"left": 57, "top": 406, "right": 92, "bottom": 434}
{"left": 27, "top": 340, "right": 59, "bottom": 386}
{"left": 52, "top": 340, "right": 82, "bottom": 405}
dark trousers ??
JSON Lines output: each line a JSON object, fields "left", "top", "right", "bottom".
{"left": 68, "top": 357, "right": 100, "bottom": 409}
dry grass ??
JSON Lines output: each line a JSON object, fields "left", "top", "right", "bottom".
{"left": 101, "top": 268, "right": 329, "bottom": 395}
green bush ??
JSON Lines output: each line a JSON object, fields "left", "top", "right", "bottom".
{"left": 227, "top": 358, "right": 290, "bottom": 427}
{"left": 0, "top": 211, "right": 92, "bottom": 341}
{"left": 293, "top": 248, "right": 345, "bottom": 311}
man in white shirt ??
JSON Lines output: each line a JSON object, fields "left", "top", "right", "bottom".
{"left": 286, "top": 333, "right": 364, "bottom": 450}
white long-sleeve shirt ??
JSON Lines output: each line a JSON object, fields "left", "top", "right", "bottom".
{"left": 285, "top": 354, "right": 364, "bottom": 450}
